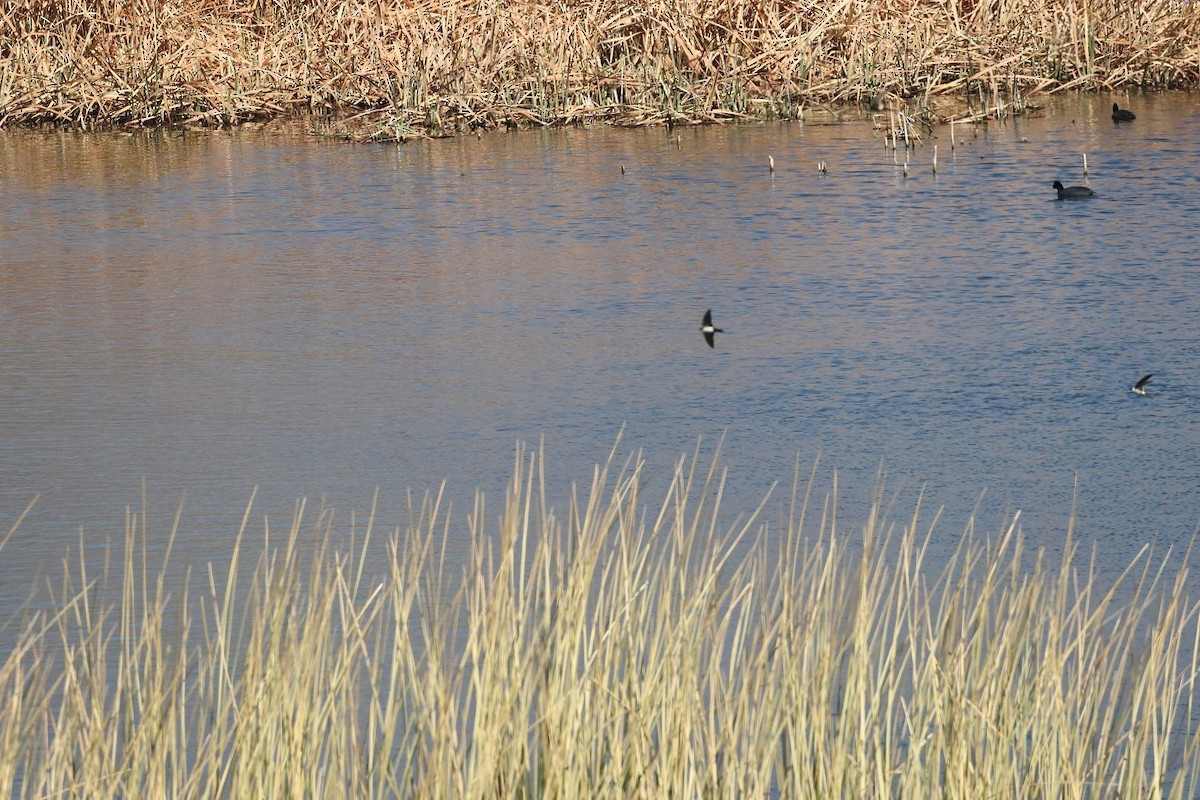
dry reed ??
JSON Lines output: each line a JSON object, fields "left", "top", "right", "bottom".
{"left": 0, "top": 0, "right": 1197, "bottom": 138}
{"left": 2, "top": 443, "right": 1200, "bottom": 797}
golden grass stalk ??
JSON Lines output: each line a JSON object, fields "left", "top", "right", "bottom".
{"left": 0, "top": 0, "right": 1197, "bottom": 137}
{"left": 2, "top": 443, "right": 1200, "bottom": 797}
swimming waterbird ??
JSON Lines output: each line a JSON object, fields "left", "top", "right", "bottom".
{"left": 1053, "top": 181, "right": 1095, "bottom": 200}
{"left": 1112, "top": 103, "right": 1136, "bottom": 122}
{"left": 700, "top": 309, "right": 723, "bottom": 348}
{"left": 1131, "top": 374, "right": 1153, "bottom": 397}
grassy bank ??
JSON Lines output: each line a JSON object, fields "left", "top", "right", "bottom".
{"left": 0, "top": 0, "right": 1196, "bottom": 138}
{"left": 1, "top": 445, "right": 1199, "bottom": 797}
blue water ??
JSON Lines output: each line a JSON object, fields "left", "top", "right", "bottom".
{"left": 1, "top": 93, "right": 1199, "bottom": 598}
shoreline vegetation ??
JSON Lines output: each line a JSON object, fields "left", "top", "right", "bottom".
{"left": 3, "top": 445, "right": 1200, "bottom": 796}
{"left": 1, "top": 0, "right": 1197, "bottom": 141}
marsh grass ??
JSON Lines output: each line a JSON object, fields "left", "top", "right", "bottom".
{"left": 1, "top": 0, "right": 1197, "bottom": 138}
{"left": 3, "top": 443, "right": 1200, "bottom": 797}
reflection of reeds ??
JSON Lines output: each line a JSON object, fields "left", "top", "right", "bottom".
{"left": 3, "top": 444, "right": 1200, "bottom": 796}
{"left": 1, "top": 0, "right": 1196, "bottom": 138}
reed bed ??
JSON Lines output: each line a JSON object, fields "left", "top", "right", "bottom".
{"left": 0, "top": 0, "right": 1197, "bottom": 138}
{"left": 3, "top": 444, "right": 1200, "bottom": 797}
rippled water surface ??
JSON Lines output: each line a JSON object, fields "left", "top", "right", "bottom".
{"left": 2, "top": 94, "right": 1199, "bottom": 596}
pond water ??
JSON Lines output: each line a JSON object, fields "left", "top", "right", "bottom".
{"left": 1, "top": 93, "right": 1199, "bottom": 599}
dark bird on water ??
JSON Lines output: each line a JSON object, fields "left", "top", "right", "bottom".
{"left": 1131, "top": 374, "right": 1153, "bottom": 397}
{"left": 1053, "top": 180, "right": 1095, "bottom": 200}
{"left": 1112, "top": 103, "right": 1136, "bottom": 122}
{"left": 700, "top": 309, "right": 723, "bottom": 348}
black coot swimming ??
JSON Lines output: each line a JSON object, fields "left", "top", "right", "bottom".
{"left": 1053, "top": 181, "right": 1095, "bottom": 200}
{"left": 1112, "top": 103, "right": 1136, "bottom": 122}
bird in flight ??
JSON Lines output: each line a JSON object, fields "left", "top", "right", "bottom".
{"left": 1131, "top": 374, "right": 1153, "bottom": 397}
{"left": 700, "top": 309, "right": 723, "bottom": 348}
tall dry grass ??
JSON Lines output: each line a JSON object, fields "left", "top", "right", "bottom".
{"left": 2, "top": 444, "right": 1200, "bottom": 797}
{"left": 0, "top": 0, "right": 1197, "bottom": 136}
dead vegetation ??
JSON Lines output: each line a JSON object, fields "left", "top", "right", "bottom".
{"left": 1, "top": 0, "right": 1197, "bottom": 138}
{"left": 5, "top": 448, "right": 1200, "bottom": 797}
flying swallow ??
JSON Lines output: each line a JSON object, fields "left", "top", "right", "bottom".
{"left": 700, "top": 309, "right": 723, "bottom": 348}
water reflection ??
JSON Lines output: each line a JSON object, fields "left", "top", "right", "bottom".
{"left": 1, "top": 94, "right": 1199, "bottom": 602}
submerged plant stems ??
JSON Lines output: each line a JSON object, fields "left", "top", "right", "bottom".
{"left": 0, "top": 0, "right": 1197, "bottom": 135}
{"left": 2, "top": 445, "right": 1200, "bottom": 797}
